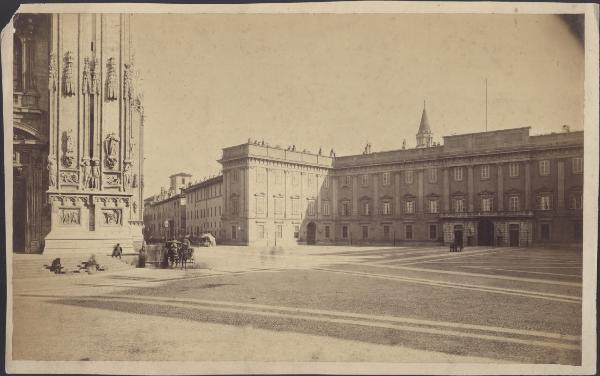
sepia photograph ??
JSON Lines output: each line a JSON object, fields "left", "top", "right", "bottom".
{"left": 3, "top": 2, "right": 598, "bottom": 374}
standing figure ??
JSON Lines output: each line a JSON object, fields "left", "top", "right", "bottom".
{"left": 62, "top": 51, "right": 75, "bottom": 96}
{"left": 123, "top": 162, "right": 132, "bottom": 189}
{"left": 91, "top": 160, "right": 100, "bottom": 189}
{"left": 47, "top": 156, "right": 56, "bottom": 188}
{"left": 81, "top": 159, "right": 92, "bottom": 189}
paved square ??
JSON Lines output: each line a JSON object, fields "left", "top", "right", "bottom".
{"left": 12, "top": 245, "right": 581, "bottom": 364}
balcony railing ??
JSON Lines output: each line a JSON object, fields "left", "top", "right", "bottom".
{"left": 13, "top": 91, "right": 39, "bottom": 109}
{"left": 439, "top": 210, "right": 534, "bottom": 219}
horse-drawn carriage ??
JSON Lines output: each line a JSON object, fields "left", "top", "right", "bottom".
{"left": 163, "top": 240, "right": 195, "bottom": 269}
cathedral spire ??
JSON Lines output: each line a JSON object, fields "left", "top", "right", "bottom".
{"left": 416, "top": 101, "right": 433, "bottom": 148}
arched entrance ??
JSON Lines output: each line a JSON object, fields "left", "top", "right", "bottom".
{"left": 306, "top": 222, "right": 316, "bottom": 245}
{"left": 478, "top": 220, "right": 494, "bottom": 246}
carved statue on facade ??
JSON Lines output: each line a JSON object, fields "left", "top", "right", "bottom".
{"left": 123, "top": 161, "right": 132, "bottom": 189}
{"left": 123, "top": 63, "right": 134, "bottom": 100}
{"left": 103, "top": 209, "right": 122, "bottom": 225}
{"left": 47, "top": 156, "right": 56, "bottom": 188}
{"left": 128, "top": 138, "right": 136, "bottom": 157}
{"left": 61, "top": 129, "right": 75, "bottom": 168}
{"left": 103, "top": 133, "right": 120, "bottom": 169}
{"left": 60, "top": 209, "right": 80, "bottom": 225}
{"left": 402, "top": 139, "right": 406, "bottom": 150}
{"left": 132, "top": 174, "right": 138, "bottom": 188}
{"left": 81, "top": 159, "right": 92, "bottom": 189}
{"left": 132, "top": 201, "right": 137, "bottom": 214}
{"left": 48, "top": 53, "right": 57, "bottom": 92}
{"left": 106, "top": 57, "right": 117, "bottom": 101}
{"left": 62, "top": 51, "right": 75, "bottom": 97}
{"left": 82, "top": 57, "right": 90, "bottom": 94}
{"left": 91, "top": 159, "right": 100, "bottom": 189}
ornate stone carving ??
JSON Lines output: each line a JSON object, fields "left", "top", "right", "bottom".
{"left": 50, "top": 195, "right": 89, "bottom": 207}
{"left": 103, "top": 133, "right": 120, "bottom": 170}
{"left": 104, "top": 174, "right": 121, "bottom": 186}
{"left": 132, "top": 201, "right": 137, "bottom": 214}
{"left": 106, "top": 57, "right": 117, "bottom": 101}
{"left": 102, "top": 209, "right": 122, "bottom": 225}
{"left": 60, "top": 171, "right": 79, "bottom": 184}
{"left": 123, "top": 63, "right": 135, "bottom": 100}
{"left": 132, "top": 174, "right": 138, "bottom": 188}
{"left": 62, "top": 51, "right": 75, "bottom": 97}
{"left": 90, "top": 56, "right": 99, "bottom": 95}
{"left": 91, "top": 159, "right": 100, "bottom": 189}
{"left": 123, "top": 161, "right": 132, "bottom": 189}
{"left": 81, "top": 159, "right": 92, "bottom": 189}
{"left": 61, "top": 129, "right": 75, "bottom": 168}
{"left": 59, "top": 208, "right": 80, "bottom": 225}
{"left": 47, "top": 156, "right": 56, "bottom": 188}
{"left": 82, "top": 57, "right": 90, "bottom": 94}
{"left": 94, "top": 196, "right": 130, "bottom": 208}
{"left": 48, "top": 53, "right": 57, "bottom": 92}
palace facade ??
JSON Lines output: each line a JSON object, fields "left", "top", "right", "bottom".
{"left": 218, "top": 107, "right": 583, "bottom": 247}
{"left": 12, "top": 13, "right": 145, "bottom": 253}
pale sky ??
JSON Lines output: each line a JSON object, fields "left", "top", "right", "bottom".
{"left": 133, "top": 14, "right": 584, "bottom": 196}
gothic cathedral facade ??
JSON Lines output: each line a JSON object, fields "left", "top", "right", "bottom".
{"left": 12, "top": 13, "right": 144, "bottom": 254}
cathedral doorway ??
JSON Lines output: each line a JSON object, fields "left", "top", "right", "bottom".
{"left": 306, "top": 222, "right": 316, "bottom": 245}
{"left": 477, "top": 220, "right": 494, "bottom": 246}
{"left": 13, "top": 170, "right": 27, "bottom": 252}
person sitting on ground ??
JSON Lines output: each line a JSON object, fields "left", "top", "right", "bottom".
{"left": 112, "top": 243, "right": 123, "bottom": 259}
{"left": 50, "top": 258, "right": 63, "bottom": 274}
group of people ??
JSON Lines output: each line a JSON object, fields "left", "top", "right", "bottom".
{"left": 162, "top": 236, "right": 193, "bottom": 269}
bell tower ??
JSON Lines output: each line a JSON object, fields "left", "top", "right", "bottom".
{"left": 416, "top": 101, "right": 433, "bottom": 148}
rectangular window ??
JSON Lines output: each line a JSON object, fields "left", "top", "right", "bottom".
{"left": 480, "top": 165, "right": 490, "bottom": 180}
{"left": 572, "top": 157, "right": 583, "bottom": 174}
{"left": 308, "top": 174, "right": 314, "bottom": 187}
{"left": 231, "top": 226, "right": 237, "bottom": 240}
{"left": 509, "top": 195, "right": 520, "bottom": 211}
{"left": 276, "top": 225, "right": 283, "bottom": 239}
{"left": 454, "top": 167, "right": 463, "bottom": 181}
{"left": 404, "top": 170, "right": 414, "bottom": 184}
{"left": 429, "top": 168, "right": 437, "bottom": 183}
{"left": 274, "top": 170, "right": 283, "bottom": 185}
{"left": 429, "top": 224, "right": 437, "bottom": 240}
{"left": 322, "top": 200, "right": 330, "bottom": 215}
{"left": 443, "top": 199, "right": 458, "bottom": 214}
{"left": 344, "top": 176, "right": 352, "bottom": 186}
{"left": 362, "top": 201, "right": 370, "bottom": 215}
{"left": 256, "top": 168, "right": 265, "bottom": 183}
{"left": 291, "top": 198, "right": 300, "bottom": 215}
{"left": 231, "top": 197, "right": 239, "bottom": 215}
{"left": 405, "top": 200, "right": 415, "bottom": 214}
{"left": 362, "top": 225, "right": 368, "bottom": 240}
{"left": 382, "top": 172, "right": 390, "bottom": 186}
{"left": 292, "top": 173, "right": 299, "bottom": 186}
{"left": 325, "top": 226, "right": 330, "bottom": 239}
{"left": 509, "top": 163, "right": 519, "bottom": 178}
{"left": 569, "top": 194, "right": 582, "bottom": 210}
{"left": 294, "top": 225, "right": 300, "bottom": 239}
{"left": 539, "top": 160, "right": 550, "bottom": 176}
{"left": 540, "top": 223, "right": 551, "bottom": 241}
{"left": 342, "top": 201, "right": 351, "bottom": 216}
{"left": 481, "top": 197, "right": 493, "bottom": 212}
{"left": 361, "top": 174, "right": 369, "bottom": 186}
{"left": 539, "top": 194, "right": 552, "bottom": 210}
{"left": 405, "top": 224, "right": 413, "bottom": 240}
{"left": 382, "top": 202, "right": 392, "bottom": 215}
{"left": 257, "top": 224, "right": 265, "bottom": 239}
{"left": 383, "top": 225, "right": 390, "bottom": 240}
{"left": 323, "top": 176, "right": 329, "bottom": 189}
{"left": 256, "top": 197, "right": 265, "bottom": 214}
{"left": 232, "top": 169, "right": 239, "bottom": 182}
{"left": 274, "top": 197, "right": 283, "bottom": 215}
{"left": 342, "top": 225, "right": 348, "bottom": 239}
{"left": 429, "top": 200, "right": 438, "bottom": 213}
{"left": 307, "top": 200, "right": 316, "bottom": 216}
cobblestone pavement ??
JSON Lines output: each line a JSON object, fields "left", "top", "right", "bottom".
{"left": 11, "top": 245, "right": 582, "bottom": 365}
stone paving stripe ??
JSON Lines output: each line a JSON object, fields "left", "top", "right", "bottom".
{"left": 369, "top": 248, "right": 499, "bottom": 265}
{"left": 314, "top": 268, "right": 581, "bottom": 304}
{"left": 349, "top": 264, "right": 582, "bottom": 287}
{"left": 461, "top": 266, "right": 581, "bottom": 278}
{"left": 67, "top": 295, "right": 581, "bottom": 351}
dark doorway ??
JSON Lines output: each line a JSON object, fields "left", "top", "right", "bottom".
{"left": 13, "top": 173, "right": 26, "bottom": 252}
{"left": 454, "top": 230, "right": 463, "bottom": 247}
{"left": 306, "top": 222, "right": 316, "bottom": 245}
{"left": 478, "top": 220, "right": 494, "bottom": 246}
{"left": 509, "top": 224, "right": 520, "bottom": 247}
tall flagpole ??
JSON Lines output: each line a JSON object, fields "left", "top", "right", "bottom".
{"left": 485, "top": 78, "right": 488, "bottom": 132}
